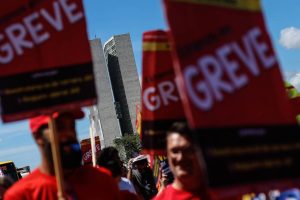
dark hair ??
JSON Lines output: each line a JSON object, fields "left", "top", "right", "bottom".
{"left": 97, "top": 147, "right": 119, "bottom": 165}
{"left": 134, "top": 158, "right": 148, "bottom": 166}
{"left": 166, "top": 122, "right": 193, "bottom": 140}
{"left": 0, "top": 176, "right": 13, "bottom": 189}
{"left": 97, "top": 147, "right": 122, "bottom": 177}
{"left": 35, "top": 125, "right": 48, "bottom": 139}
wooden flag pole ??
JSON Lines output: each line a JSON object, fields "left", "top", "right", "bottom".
{"left": 89, "top": 124, "right": 96, "bottom": 167}
{"left": 48, "top": 116, "right": 66, "bottom": 200}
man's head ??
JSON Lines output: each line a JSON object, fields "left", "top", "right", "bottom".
{"left": 166, "top": 122, "right": 203, "bottom": 191}
{"left": 0, "top": 176, "right": 13, "bottom": 200}
{"left": 29, "top": 110, "right": 84, "bottom": 173}
{"left": 97, "top": 147, "right": 122, "bottom": 178}
{"left": 132, "top": 155, "right": 149, "bottom": 173}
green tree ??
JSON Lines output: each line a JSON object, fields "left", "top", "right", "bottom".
{"left": 113, "top": 134, "right": 142, "bottom": 162}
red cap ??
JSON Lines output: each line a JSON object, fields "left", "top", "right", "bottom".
{"left": 29, "top": 109, "right": 85, "bottom": 135}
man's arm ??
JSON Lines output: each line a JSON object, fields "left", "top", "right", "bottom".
{"left": 127, "top": 158, "right": 134, "bottom": 181}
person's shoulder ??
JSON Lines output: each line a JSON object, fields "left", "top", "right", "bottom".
{"left": 155, "top": 185, "right": 203, "bottom": 200}
{"left": 96, "top": 166, "right": 112, "bottom": 176}
{"left": 78, "top": 165, "right": 116, "bottom": 187}
{"left": 65, "top": 166, "right": 121, "bottom": 199}
{"left": 80, "top": 165, "right": 112, "bottom": 178}
{"left": 8, "top": 168, "right": 42, "bottom": 188}
{"left": 119, "top": 177, "right": 134, "bottom": 189}
{"left": 120, "top": 177, "right": 131, "bottom": 184}
{"left": 4, "top": 169, "right": 49, "bottom": 199}
{"left": 153, "top": 185, "right": 174, "bottom": 200}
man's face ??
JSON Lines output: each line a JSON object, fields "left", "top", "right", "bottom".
{"left": 135, "top": 160, "right": 148, "bottom": 173}
{"left": 41, "top": 114, "right": 77, "bottom": 142}
{"left": 40, "top": 114, "right": 81, "bottom": 170}
{"left": 54, "top": 114, "right": 77, "bottom": 142}
{"left": 167, "top": 133, "right": 202, "bottom": 186}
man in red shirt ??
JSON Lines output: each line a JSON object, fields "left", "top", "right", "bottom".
{"left": 154, "top": 122, "right": 209, "bottom": 200}
{"left": 4, "top": 110, "right": 120, "bottom": 200}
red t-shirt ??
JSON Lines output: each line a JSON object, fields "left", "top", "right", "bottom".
{"left": 96, "top": 165, "right": 113, "bottom": 176}
{"left": 4, "top": 165, "right": 120, "bottom": 200}
{"left": 154, "top": 185, "right": 201, "bottom": 200}
{"left": 120, "top": 190, "right": 140, "bottom": 200}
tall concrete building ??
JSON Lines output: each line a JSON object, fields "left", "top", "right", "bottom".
{"left": 89, "top": 39, "right": 121, "bottom": 148}
{"left": 89, "top": 34, "right": 140, "bottom": 147}
{"left": 104, "top": 33, "right": 141, "bottom": 136}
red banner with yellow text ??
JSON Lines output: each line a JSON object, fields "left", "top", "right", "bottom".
{"left": 142, "top": 30, "right": 185, "bottom": 154}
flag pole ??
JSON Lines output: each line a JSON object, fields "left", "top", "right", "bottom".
{"left": 49, "top": 116, "right": 66, "bottom": 200}
{"left": 89, "top": 120, "right": 97, "bottom": 167}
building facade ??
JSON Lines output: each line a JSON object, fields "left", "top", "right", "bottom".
{"left": 89, "top": 34, "right": 140, "bottom": 147}
{"left": 89, "top": 39, "right": 121, "bottom": 148}
{"left": 104, "top": 33, "right": 141, "bottom": 135}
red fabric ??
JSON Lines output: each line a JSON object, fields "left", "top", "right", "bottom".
{"left": 154, "top": 185, "right": 201, "bottom": 200}
{"left": 290, "top": 97, "right": 300, "bottom": 116}
{"left": 29, "top": 109, "right": 84, "bottom": 135}
{"left": 120, "top": 190, "right": 140, "bottom": 200}
{"left": 4, "top": 166, "right": 120, "bottom": 200}
{"left": 163, "top": 0, "right": 296, "bottom": 128}
{"left": 96, "top": 166, "right": 112, "bottom": 176}
{"left": 0, "top": 0, "right": 91, "bottom": 76}
{"left": 141, "top": 30, "right": 185, "bottom": 154}
{"left": 0, "top": 0, "right": 95, "bottom": 123}
{"left": 142, "top": 30, "right": 185, "bottom": 121}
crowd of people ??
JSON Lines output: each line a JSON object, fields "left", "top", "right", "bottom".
{"left": 0, "top": 110, "right": 208, "bottom": 200}
{"left": 1, "top": 109, "right": 300, "bottom": 200}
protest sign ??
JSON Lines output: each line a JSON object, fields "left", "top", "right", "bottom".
{"left": 80, "top": 136, "right": 101, "bottom": 165}
{"left": 0, "top": 0, "right": 96, "bottom": 122}
{"left": 163, "top": 0, "right": 295, "bottom": 128}
{"left": 163, "top": 0, "right": 300, "bottom": 198}
{"left": 142, "top": 30, "right": 185, "bottom": 154}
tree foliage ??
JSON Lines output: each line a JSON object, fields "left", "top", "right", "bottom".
{"left": 113, "top": 134, "right": 142, "bottom": 162}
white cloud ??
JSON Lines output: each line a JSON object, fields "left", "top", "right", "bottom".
{"left": 290, "top": 74, "right": 300, "bottom": 91}
{"left": 284, "top": 71, "right": 297, "bottom": 80}
{"left": 284, "top": 72, "right": 300, "bottom": 91}
{"left": 279, "top": 27, "right": 300, "bottom": 49}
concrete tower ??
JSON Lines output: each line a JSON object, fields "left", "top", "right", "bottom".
{"left": 89, "top": 39, "right": 121, "bottom": 147}
{"left": 103, "top": 33, "right": 141, "bottom": 135}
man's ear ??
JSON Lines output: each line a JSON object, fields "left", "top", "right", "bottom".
{"left": 35, "top": 136, "right": 45, "bottom": 146}
{"left": 35, "top": 127, "right": 50, "bottom": 146}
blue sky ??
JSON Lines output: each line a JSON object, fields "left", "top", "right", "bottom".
{"left": 1, "top": 1, "right": 300, "bottom": 170}
{"left": 261, "top": 0, "right": 300, "bottom": 74}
